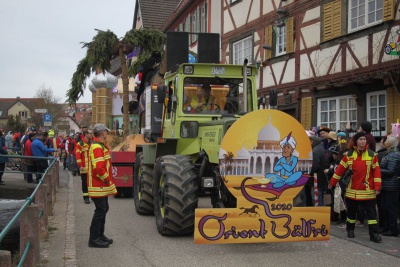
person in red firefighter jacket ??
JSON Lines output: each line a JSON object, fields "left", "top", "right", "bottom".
{"left": 328, "top": 131, "right": 382, "bottom": 243}
{"left": 87, "top": 123, "right": 117, "bottom": 248}
{"left": 76, "top": 129, "right": 93, "bottom": 204}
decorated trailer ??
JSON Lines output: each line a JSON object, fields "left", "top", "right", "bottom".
{"left": 110, "top": 151, "right": 135, "bottom": 198}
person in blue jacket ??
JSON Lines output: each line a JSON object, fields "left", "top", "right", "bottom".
{"left": 31, "top": 132, "right": 55, "bottom": 183}
{"left": 0, "top": 129, "right": 9, "bottom": 185}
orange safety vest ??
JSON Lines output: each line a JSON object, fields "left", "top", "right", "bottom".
{"left": 87, "top": 137, "right": 117, "bottom": 198}
{"left": 76, "top": 140, "right": 90, "bottom": 174}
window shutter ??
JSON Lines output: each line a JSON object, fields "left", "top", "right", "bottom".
{"left": 301, "top": 97, "right": 313, "bottom": 130}
{"left": 264, "top": 25, "right": 273, "bottom": 60}
{"left": 323, "top": 0, "right": 342, "bottom": 41}
{"left": 286, "top": 17, "right": 294, "bottom": 53}
{"left": 383, "top": 0, "right": 394, "bottom": 22}
{"left": 386, "top": 87, "right": 400, "bottom": 126}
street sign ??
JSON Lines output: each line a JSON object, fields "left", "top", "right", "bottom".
{"left": 35, "top": 109, "right": 48, "bottom": 113}
{"left": 43, "top": 113, "right": 52, "bottom": 126}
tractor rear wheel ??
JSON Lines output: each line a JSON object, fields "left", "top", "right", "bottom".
{"left": 134, "top": 152, "right": 154, "bottom": 215}
{"left": 153, "top": 155, "right": 198, "bottom": 236}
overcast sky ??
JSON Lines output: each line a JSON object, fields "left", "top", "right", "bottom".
{"left": 0, "top": 1, "right": 135, "bottom": 104}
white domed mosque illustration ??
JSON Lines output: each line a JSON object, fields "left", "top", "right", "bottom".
{"left": 220, "top": 116, "right": 312, "bottom": 177}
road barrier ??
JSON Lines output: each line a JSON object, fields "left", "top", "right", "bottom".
{"left": 0, "top": 154, "right": 59, "bottom": 267}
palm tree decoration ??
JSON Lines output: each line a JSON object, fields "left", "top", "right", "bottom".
{"left": 66, "top": 28, "right": 166, "bottom": 135}
{"left": 222, "top": 151, "right": 235, "bottom": 183}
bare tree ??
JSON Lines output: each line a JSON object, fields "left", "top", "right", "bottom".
{"left": 31, "top": 84, "right": 63, "bottom": 130}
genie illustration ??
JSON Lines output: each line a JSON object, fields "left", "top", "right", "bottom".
{"left": 258, "top": 132, "right": 303, "bottom": 188}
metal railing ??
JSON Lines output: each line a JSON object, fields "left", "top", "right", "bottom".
{"left": 0, "top": 153, "right": 58, "bottom": 267}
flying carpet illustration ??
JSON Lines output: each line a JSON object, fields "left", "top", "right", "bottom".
{"left": 234, "top": 132, "right": 309, "bottom": 201}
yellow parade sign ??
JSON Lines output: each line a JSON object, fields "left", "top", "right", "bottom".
{"left": 194, "top": 109, "right": 331, "bottom": 244}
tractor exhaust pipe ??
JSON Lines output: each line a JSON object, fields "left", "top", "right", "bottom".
{"left": 243, "top": 58, "right": 248, "bottom": 113}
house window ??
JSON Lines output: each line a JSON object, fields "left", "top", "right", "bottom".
{"left": 19, "top": 111, "right": 27, "bottom": 118}
{"left": 191, "top": 7, "right": 200, "bottom": 43}
{"left": 233, "top": 36, "right": 252, "bottom": 65}
{"left": 318, "top": 95, "right": 358, "bottom": 131}
{"left": 349, "top": 0, "right": 383, "bottom": 31}
{"left": 184, "top": 15, "right": 190, "bottom": 32}
{"left": 275, "top": 25, "right": 286, "bottom": 56}
{"left": 367, "top": 91, "right": 386, "bottom": 133}
{"left": 201, "top": 2, "right": 207, "bottom": 33}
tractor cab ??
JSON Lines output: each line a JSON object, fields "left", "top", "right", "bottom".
{"left": 146, "top": 63, "right": 258, "bottom": 147}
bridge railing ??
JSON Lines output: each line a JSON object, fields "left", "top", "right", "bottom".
{"left": 0, "top": 154, "right": 59, "bottom": 267}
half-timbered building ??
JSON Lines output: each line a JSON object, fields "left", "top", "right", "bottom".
{"left": 163, "top": 0, "right": 400, "bottom": 138}
{"left": 220, "top": 0, "right": 400, "bottom": 138}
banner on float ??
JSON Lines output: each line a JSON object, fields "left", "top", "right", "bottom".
{"left": 194, "top": 109, "right": 331, "bottom": 244}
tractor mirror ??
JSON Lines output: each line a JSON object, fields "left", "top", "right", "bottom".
{"left": 157, "top": 85, "right": 167, "bottom": 103}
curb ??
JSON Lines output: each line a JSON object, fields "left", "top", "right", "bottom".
{"left": 64, "top": 172, "right": 76, "bottom": 266}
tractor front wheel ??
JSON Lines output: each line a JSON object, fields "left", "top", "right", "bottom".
{"left": 153, "top": 155, "right": 198, "bottom": 236}
{"left": 134, "top": 152, "right": 154, "bottom": 215}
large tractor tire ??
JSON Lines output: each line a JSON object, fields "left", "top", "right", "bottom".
{"left": 134, "top": 152, "right": 154, "bottom": 215}
{"left": 153, "top": 155, "right": 198, "bottom": 236}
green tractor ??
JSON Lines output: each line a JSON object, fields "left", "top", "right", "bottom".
{"left": 134, "top": 32, "right": 259, "bottom": 236}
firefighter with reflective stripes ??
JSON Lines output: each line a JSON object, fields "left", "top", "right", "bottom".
{"left": 87, "top": 124, "right": 117, "bottom": 248}
{"left": 329, "top": 131, "right": 382, "bottom": 243}
{"left": 76, "top": 129, "right": 92, "bottom": 204}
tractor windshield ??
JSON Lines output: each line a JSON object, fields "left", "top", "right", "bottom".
{"left": 182, "top": 77, "right": 254, "bottom": 115}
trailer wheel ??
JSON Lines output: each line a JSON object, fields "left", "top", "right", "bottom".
{"left": 134, "top": 152, "right": 154, "bottom": 215}
{"left": 153, "top": 155, "right": 198, "bottom": 236}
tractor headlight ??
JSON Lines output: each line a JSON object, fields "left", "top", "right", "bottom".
{"left": 201, "top": 177, "right": 214, "bottom": 188}
{"left": 246, "top": 67, "right": 252, "bottom": 76}
{"left": 184, "top": 65, "right": 194, "bottom": 74}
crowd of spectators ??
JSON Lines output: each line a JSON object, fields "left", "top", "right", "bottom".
{"left": 304, "top": 121, "right": 400, "bottom": 243}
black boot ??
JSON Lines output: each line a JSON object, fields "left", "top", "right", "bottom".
{"left": 100, "top": 235, "right": 113, "bottom": 244}
{"left": 369, "top": 224, "right": 382, "bottom": 243}
{"left": 370, "top": 233, "right": 382, "bottom": 243}
{"left": 88, "top": 238, "right": 109, "bottom": 248}
{"left": 347, "top": 230, "right": 355, "bottom": 238}
{"left": 346, "top": 221, "right": 355, "bottom": 238}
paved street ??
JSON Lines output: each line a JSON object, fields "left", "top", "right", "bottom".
{"left": 34, "top": 165, "right": 400, "bottom": 267}
{"left": 3, "top": 165, "right": 400, "bottom": 266}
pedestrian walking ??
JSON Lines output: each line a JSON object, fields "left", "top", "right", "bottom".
{"left": 87, "top": 124, "right": 117, "bottom": 248}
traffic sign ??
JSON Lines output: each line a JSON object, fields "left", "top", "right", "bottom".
{"left": 43, "top": 113, "right": 52, "bottom": 126}
{"left": 35, "top": 109, "right": 48, "bottom": 113}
